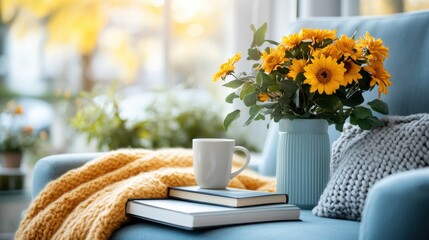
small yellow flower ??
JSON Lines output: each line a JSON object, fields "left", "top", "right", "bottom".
{"left": 212, "top": 52, "right": 241, "bottom": 81}
{"left": 356, "top": 32, "right": 389, "bottom": 61}
{"left": 287, "top": 59, "right": 307, "bottom": 80}
{"left": 304, "top": 55, "right": 346, "bottom": 95}
{"left": 311, "top": 48, "right": 329, "bottom": 58}
{"left": 364, "top": 61, "right": 392, "bottom": 98}
{"left": 300, "top": 28, "right": 337, "bottom": 43}
{"left": 343, "top": 59, "right": 362, "bottom": 85}
{"left": 329, "top": 35, "right": 357, "bottom": 60}
{"left": 281, "top": 33, "right": 302, "bottom": 49}
{"left": 258, "top": 93, "right": 270, "bottom": 102}
{"left": 14, "top": 105, "right": 24, "bottom": 115}
{"left": 260, "top": 45, "right": 287, "bottom": 74}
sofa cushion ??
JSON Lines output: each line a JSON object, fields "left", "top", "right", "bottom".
{"left": 313, "top": 114, "right": 429, "bottom": 220}
{"left": 111, "top": 210, "right": 359, "bottom": 240}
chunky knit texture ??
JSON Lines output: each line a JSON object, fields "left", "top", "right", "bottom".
{"left": 16, "top": 148, "right": 275, "bottom": 240}
{"left": 313, "top": 114, "right": 429, "bottom": 220}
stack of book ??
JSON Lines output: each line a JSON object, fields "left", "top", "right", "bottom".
{"left": 126, "top": 186, "right": 300, "bottom": 230}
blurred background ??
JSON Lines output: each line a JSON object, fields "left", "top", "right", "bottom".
{"left": 0, "top": 0, "right": 429, "bottom": 237}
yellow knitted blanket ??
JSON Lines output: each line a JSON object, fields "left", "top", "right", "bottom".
{"left": 16, "top": 148, "right": 276, "bottom": 240}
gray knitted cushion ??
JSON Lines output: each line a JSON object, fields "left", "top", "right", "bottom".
{"left": 313, "top": 114, "right": 429, "bottom": 221}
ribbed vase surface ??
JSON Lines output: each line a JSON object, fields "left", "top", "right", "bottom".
{"left": 276, "top": 119, "right": 330, "bottom": 210}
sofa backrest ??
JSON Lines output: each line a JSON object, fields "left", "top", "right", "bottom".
{"left": 259, "top": 10, "right": 429, "bottom": 176}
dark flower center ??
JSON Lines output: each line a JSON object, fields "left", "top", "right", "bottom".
{"left": 317, "top": 69, "right": 331, "bottom": 83}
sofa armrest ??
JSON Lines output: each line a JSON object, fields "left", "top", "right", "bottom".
{"left": 359, "top": 167, "right": 429, "bottom": 240}
{"left": 32, "top": 153, "right": 103, "bottom": 199}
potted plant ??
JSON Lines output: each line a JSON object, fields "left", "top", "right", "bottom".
{"left": 0, "top": 102, "right": 39, "bottom": 168}
{"left": 213, "top": 24, "right": 391, "bottom": 208}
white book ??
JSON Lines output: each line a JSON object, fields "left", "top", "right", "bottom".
{"left": 126, "top": 199, "right": 300, "bottom": 230}
{"left": 169, "top": 186, "right": 288, "bottom": 207}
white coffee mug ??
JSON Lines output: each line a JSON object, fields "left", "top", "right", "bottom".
{"left": 193, "top": 138, "right": 251, "bottom": 189}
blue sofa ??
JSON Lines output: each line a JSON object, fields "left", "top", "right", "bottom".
{"left": 32, "top": 10, "right": 429, "bottom": 240}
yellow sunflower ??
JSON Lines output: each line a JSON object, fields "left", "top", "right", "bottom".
{"left": 364, "top": 60, "right": 392, "bottom": 98}
{"left": 300, "top": 28, "right": 337, "bottom": 43}
{"left": 329, "top": 35, "right": 357, "bottom": 60}
{"left": 310, "top": 46, "right": 335, "bottom": 60}
{"left": 343, "top": 59, "right": 362, "bottom": 85}
{"left": 212, "top": 52, "right": 241, "bottom": 81}
{"left": 281, "top": 33, "right": 302, "bottom": 49}
{"left": 303, "top": 55, "right": 346, "bottom": 95}
{"left": 260, "top": 45, "right": 287, "bottom": 73}
{"left": 287, "top": 59, "right": 307, "bottom": 80}
{"left": 356, "top": 32, "right": 389, "bottom": 61}
{"left": 258, "top": 93, "right": 270, "bottom": 102}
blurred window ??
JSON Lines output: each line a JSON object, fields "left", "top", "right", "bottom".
{"left": 1, "top": 0, "right": 232, "bottom": 95}
{"left": 361, "top": 0, "right": 429, "bottom": 15}
{"left": 1, "top": 0, "right": 296, "bottom": 97}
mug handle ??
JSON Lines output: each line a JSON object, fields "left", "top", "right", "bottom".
{"left": 230, "top": 146, "right": 251, "bottom": 179}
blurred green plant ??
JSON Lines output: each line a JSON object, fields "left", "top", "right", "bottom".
{"left": 69, "top": 86, "right": 146, "bottom": 151}
{"left": 141, "top": 93, "right": 226, "bottom": 149}
{"left": 69, "top": 85, "right": 258, "bottom": 151}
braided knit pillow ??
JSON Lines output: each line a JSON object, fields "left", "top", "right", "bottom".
{"left": 313, "top": 114, "right": 429, "bottom": 221}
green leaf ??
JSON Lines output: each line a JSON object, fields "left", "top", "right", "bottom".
{"left": 368, "top": 99, "right": 389, "bottom": 115}
{"left": 258, "top": 71, "right": 275, "bottom": 86}
{"left": 277, "top": 67, "right": 289, "bottom": 75}
{"left": 335, "top": 123, "right": 344, "bottom": 132}
{"left": 249, "top": 105, "right": 261, "bottom": 115}
{"left": 357, "top": 119, "right": 373, "bottom": 130}
{"left": 244, "top": 117, "right": 254, "bottom": 126}
{"left": 294, "top": 72, "right": 305, "bottom": 84}
{"left": 240, "top": 82, "right": 255, "bottom": 99}
{"left": 318, "top": 112, "right": 344, "bottom": 126}
{"left": 319, "top": 38, "right": 334, "bottom": 49}
{"left": 247, "top": 48, "right": 261, "bottom": 60}
{"left": 256, "top": 71, "right": 263, "bottom": 85}
{"left": 223, "top": 110, "right": 240, "bottom": 131}
{"left": 265, "top": 39, "right": 280, "bottom": 45}
{"left": 358, "top": 69, "right": 371, "bottom": 91}
{"left": 350, "top": 114, "right": 357, "bottom": 126}
{"left": 280, "top": 80, "right": 299, "bottom": 98}
{"left": 225, "top": 92, "right": 238, "bottom": 103}
{"left": 250, "top": 24, "right": 257, "bottom": 32}
{"left": 251, "top": 23, "right": 268, "bottom": 47}
{"left": 285, "top": 50, "right": 293, "bottom": 59}
{"left": 267, "top": 84, "right": 280, "bottom": 92}
{"left": 352, "top": 106, "right": 372, "bottom": 119}
{"left": 342, "top": 90, "right": 364, "bottom": 107}
{"left": 223, "top": 79, "right": 245, "bottom": 89}
{"left": 367, "top": 116, "right": 385, "bottom": 128}
{"left": 244, "top": 105, "right": 262, "bottom": 126}
{"left": 243, "top": 92, "right": 257, "bottom": 107}
{"left": 315, "top": 95, "right": 340, "bottom": 111}
{"left": 255, "top": 113, "right": 265, "bottom": 121}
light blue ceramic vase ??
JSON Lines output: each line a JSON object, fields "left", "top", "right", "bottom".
{"left": 276, "top": 119, "right": 330, "bottom": 210}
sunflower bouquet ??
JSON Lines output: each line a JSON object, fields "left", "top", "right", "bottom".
{"left": 213, "top": 23, "right": 391, "bottom": 131}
